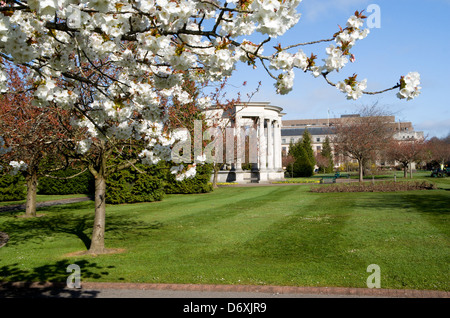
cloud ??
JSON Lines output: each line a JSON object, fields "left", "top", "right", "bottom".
{"left": 415, "top": 118, "right": 450, "bottom": 138}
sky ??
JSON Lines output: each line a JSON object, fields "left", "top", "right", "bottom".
{"left": 223, "top": 0, "right": 450, "bottom": 138}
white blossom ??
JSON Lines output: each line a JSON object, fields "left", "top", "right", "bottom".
{"left": 9, "top": 161, "right": 28, "bottom": 175}
{"left": 346, "top": 15, "right": 364, "bottom": 29}
{"left": 336, "top": 79, "right": 367, "bottom": 100}
{"left": 397, "top": 72, "right": 421, "bottom": 101}
{"left": 0, "top": 0, "right": 421, "bottom": 173}
{"left": 76, "top": 139, "right": 93, "bottom": 154}
{"left": 323, "top": 44, "right": 348, "bottom": 72}
{"left": 270, "top": 51, "right": 294, "bottom": 70}
{"left": 275, "top": 70, "right": 295, "bottom": 95}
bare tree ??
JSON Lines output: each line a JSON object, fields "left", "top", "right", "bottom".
{"left": 386, "top": 137, "right": 426, "bottom": 178}
{"left": 333, "top": 104, "right": 395, "bottom": 182}
{"left": 425, "top": 136, "right": 450, "bottom": 170}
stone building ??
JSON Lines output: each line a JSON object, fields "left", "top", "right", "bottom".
{"left": 281, "top": 114, "right": 424, "bottom": 169}
{"left": 204, "top": 102, "right": 285, "bottom": 183}
{"left": 203, "top": 104, "right": 424, "bottom": 182}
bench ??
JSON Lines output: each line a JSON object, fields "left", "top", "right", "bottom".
{"left": 320, "top": 176, "right": 336, "bottom": 184}
{"left": 335, "top": 172, "right": 350, "bottom": 179}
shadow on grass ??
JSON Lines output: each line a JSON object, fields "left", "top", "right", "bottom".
{"left": 0, "top": 201, "right": 164, "bottom": 251}
{"left": 353, "top": 192, "right": 449, "bottom": 216}
{"left": 0, "top": 259, "right": 117, "bottom": 298}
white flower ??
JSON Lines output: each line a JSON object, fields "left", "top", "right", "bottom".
{"left": 275, "top": 70, "right": 295, "bottom": 95}
{"left": 76, "top": 139, "right": 93, "bottom": 154}
{"left": 397, "top": 72, "right": 421, "bottom": 101}
{"left": 0, "top": 15, "right": 10, "bottom": 43}
{"left": 346, "top": 15, "right": 364, "bottom": 29}
{"left": 139, "top": 149, "right": 161, "bottom": 165}
{"left": 196, "top": 154, "right": 206, "bottom": 163}
{"left": 9, "top": 161, "right": 28, "bottom": 175}
{"left": 292, "top": 50, "right": 309, "bottom": 71}
{"left": 310, "top": 66, "right": 323, "bottom": 78}
{"left": 0, "top": 69, "right": 7, "bottom": 93}
{"left": 270, "top": 51, "right": 294, "bottom": 70}
{"left": 323, "top": 45, "right": 348, "bottom": 72}
{"left": 184, "top": 165, "right": 197, "bottom": 178}
{"left": 336, "top": 79, "right": 367, "bottom": 100}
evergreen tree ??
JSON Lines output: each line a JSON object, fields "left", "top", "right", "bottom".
{"left": 301, "top": 128, "right": 316, "bottom": 167}
{"left": 288, "top": 129, "right": 315, "bottom": 177}
{"left": 321, "top": 136, "right": 334, "bottom": 173}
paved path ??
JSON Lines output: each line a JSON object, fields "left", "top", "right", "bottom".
{"left": 0, "top": 196, "right": 92, "bottom": 213}
{"left": 218, "top": 178, "right": 359, "bottom": 187}
{"left": 0, "top": 282, "right": 448, "bottom": 298}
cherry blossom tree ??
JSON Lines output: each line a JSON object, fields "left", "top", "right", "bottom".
{"left": 0, "top": 0, "right": 421, "bottom": 253}
{"left": 0, "top": 60, "right": 80, "bottom": 217}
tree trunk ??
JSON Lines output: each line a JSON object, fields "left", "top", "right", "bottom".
{"left": 358, "top": 159, "right": 364, "bottom": 183}
{"left": 409, "top": 163, "right": 413, "bottom": 179}
{"left": 25, "top": 172, "right": 38, "bottom": 217}
{"left": 88, "top": 173, "right": 107, "bottom": 254}
{"left": 403, "top": 164, "right": 408, "bottom": 178}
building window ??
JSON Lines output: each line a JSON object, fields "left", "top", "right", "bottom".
{"left": 282, "top": 138, "right": 286, "bottom": 143}
{"left": 316, "top": 146, "right": 322, "bottom": 151}
{"left": 290, "top": 138, "right": 295, "bottom": 143}
{"left": 316, "top": 138, "right": 320, "bottom": 142}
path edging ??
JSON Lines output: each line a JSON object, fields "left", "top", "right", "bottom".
{"left": 1, "top": 282, "right": 448, "bottom": 298}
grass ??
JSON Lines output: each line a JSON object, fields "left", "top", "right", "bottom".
{"left": 0, "top": 175, "right": 448, "bottom": 291}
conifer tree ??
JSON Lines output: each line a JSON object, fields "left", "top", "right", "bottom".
{"left": 321, "top": 136, "right": 334, "bottom": 173}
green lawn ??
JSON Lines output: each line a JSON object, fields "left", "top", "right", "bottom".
{"left": 0, "top": 176, "right": 448, "bottom": 291}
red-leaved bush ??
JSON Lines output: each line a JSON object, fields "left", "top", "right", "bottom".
{"left": 310, "top": 181, "right": 436, "bottom": 193}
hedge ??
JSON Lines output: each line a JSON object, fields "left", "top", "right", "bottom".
{"left": 163, "top": 163, "right": 213, "bottom": 194}
{"left": 38, "top": 168, "right": 94, "bottom": 195}
{"left": 310, "top": 180, "right": 437, "bottom": 193}
{"left": 0, "top": 173, "right": 26, "bottom": 202}
{"left": 36, "top": 160, "right": 213, "bottom": 204}
{"left": 106, "top": 165, "right": 165, "bottom": 204}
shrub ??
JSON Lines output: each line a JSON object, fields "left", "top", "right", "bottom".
{"left": 310, "top": 181, "right": 437, "bottom": 193}
{"left": 106, "top": 165, "right": 165, "bottom": 204}
{"left": 0, "top": 173, "right": 26, "bottom": 201}
{"left": 38, "top": 168, "right": 94, "bottom": 195}
{"left": 164, "top": 163, "right": 213, "bottom": 194}
{"left": 292, "top": 160, "right": 314, "bottom": 177}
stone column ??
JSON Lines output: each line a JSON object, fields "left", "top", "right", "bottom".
{"left": 235, "top": 116, "right": 242, "bottom": 171}
{"left": 235, "top": 116, "right": 244, "bottom": 183}
{"left": 258, "top": 116, "right": 267, "bottom": 182}
{"left": 274, "top": 120, "right": 282, "bottom": 171}
{"left": 267, "top": 119, "right": 273, "bottom": 171}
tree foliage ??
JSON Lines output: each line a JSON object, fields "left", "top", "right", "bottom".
{"left": 289, "top": 129, "right": 315, "bottom": 177}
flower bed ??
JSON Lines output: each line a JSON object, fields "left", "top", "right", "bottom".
{"left": 310, "top": 180, "right": 436, "bottom": 193}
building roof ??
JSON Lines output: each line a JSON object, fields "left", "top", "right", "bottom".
{"left": 281, "top": 127, "right": 335, "bottom": 137}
